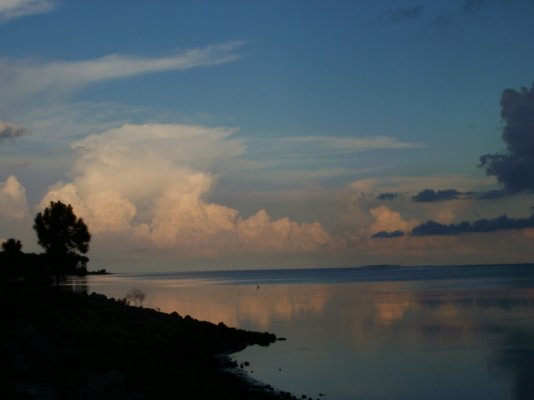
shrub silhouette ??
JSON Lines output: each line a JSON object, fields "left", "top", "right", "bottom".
{"left": 33, "top": 200, "right": 91, "bottom": 284}
{"left": 126, "top": 287, "right": 147, "bottom": 307}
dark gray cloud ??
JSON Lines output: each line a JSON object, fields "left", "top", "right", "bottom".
{"left": 458, "top": 0, "right": 489, "bottom": 14}
{"left": 0, "top": 122, "right": 26, "bottom": 142}
{"left": 387, "top": 5, "right": 426, "bottom": 22}
{"left": 411, "top": 189, "right": 509, "bottom": 202}
{"left": 471, "top": 189, "right": 509, "bottom": 200}
{"left": 412, "top": 188, "right": 462, "bottom": 202}
{"left": 376, "top": 192, "right": 399, "bottom": 201}
{"left": 410, "top": 214, "right": 534, "bottom": 236}
{"left": 479, "top": 82, "right": 534, "bottom": 193}
{"left": 436, "top": 0, "right": 489, "bottom": 26}
{"left": 388, "top": 1, "right": 534, "bottom": 28}
{"left": 372, "top": 230, "right": 405, "bottom": 239}
{"left": 8, "top": 161, "right": 31, "bottom": 169}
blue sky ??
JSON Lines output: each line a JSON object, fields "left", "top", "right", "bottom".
{"left": 1, "top": 0, "right": 534, "bottom": 271}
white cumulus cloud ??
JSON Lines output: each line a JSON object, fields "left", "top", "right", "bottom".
{"left": 0, "top": 175, "right": 29, "bottom": 219}
{"left": 39, "top": 123, "right": 338, "bottom": 259}
{"left": 0, "top": 175, "right": 33, "bottom": 247}
{"left": 369, "top": 205, "right": 417, "bottom": 235}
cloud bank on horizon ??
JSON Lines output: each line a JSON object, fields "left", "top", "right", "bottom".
{"left": 373, "top": 82, "right": 534, "bottom": 241}
{"left": 1, "top": 0, "right": 534, "bottom": 270}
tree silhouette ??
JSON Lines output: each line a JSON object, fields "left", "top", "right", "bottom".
{"left": 1, "top": 238, "right": 23, "bottom": 281}
{"left": 34, "top": 201, "right": 91, "bottom": 283}
{"left": 2, "top": 238, "right": 22, "bottom": 254}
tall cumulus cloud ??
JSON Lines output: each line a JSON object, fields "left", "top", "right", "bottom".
{"left": 39, "top": 124, "right": 338, "bottom": 257}
{"left": 479, "top": 82, "right": 534, "bottom": 193}
{"left": 0, "top": 175, "right": 29, "bottom": 220}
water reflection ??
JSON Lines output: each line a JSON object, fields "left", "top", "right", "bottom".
{"left": 80, "top": 272, "right": 534, "bottom": 400}
{"left": 142, "top": 283, "right": 329, "bottom": 330}
{"left": 492, "top": 331, "right": 534, "bottom": 400}
{"left": 62, "top": 275, "right": 89, "bottom": 294}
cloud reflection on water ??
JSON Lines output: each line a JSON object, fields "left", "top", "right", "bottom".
{"left": 147, "top": 283, "right": 330, "bottom": 331}
{"left": 81, "top": 272, "right": 534, "bottom": 400}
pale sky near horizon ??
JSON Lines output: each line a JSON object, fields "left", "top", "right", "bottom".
{"left": 1, "top": 0, "right": 534, "bottom": 272}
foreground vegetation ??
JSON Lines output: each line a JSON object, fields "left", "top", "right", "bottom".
{"left": 1, "top": 200, "right": 92, "bottom": 285}
{"left": 1, "top": 200, "right": 298, "bottom": 399}
{"left": 0, "top": 281, "right": 296, "bottom": 399}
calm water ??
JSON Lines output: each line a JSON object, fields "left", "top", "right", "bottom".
{"left": 66, "top": 264, "right": 534, "bottom": 400}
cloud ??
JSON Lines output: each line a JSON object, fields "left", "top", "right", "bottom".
{"left": 237, "top": 135, "right": 423, "bottom": 189}
{"left": 0, "top": 0, "right": 55, "bottom": 23}
{"left": 0, "top": 120, "right": 26, "bottom": 142}
{"left": 479, "top": 82, "right": 534, "bottom": 193}
{"left": 284, "top": 135, "right": 424, "bottom": 153}
{"left": 382, "top": 186, "right": 512, "bottom": 204}
{"left": 457, "top": 0, "right": 489, "bottom": 14}
{"left": 384, "top": 0, "right": 491, "bottom": 28}
{"left": 471, "top": 189, "right": 509, "bottom": 200}
{"left": 229, "top": 136, "right": 423, "bottom": 188}
{"left": 376, "top": 192, "right": 399, "bottom": 201}
{"left": 38, "top": 123, "right": 339, "bottom": 258}
{"left": 0, "top": 175, "right": 29, "bottom": 220}
{"left": 410, "top": 188, "right": 510, "bottom": 202}
{"left": 372, "top": 230, "right": 405, "bottom": 239}
{"left": 387, "top": 1, "right": 534, "bottom": 28}
{"left": 368, "top": 205, "right": 417, "bottom": 235}
{"left": 412, "top": 188, "right": 462, "bottom": 202}
{"left": 7, "top": 161, "right": 30, "bottom": 169}
{"left": 0, "top": 42, "right": 244, "bottom": 111}
{"left": 346, "top": 175, "right": 495, "bottom": 197}
{"left": 434, "top": 0, "right": 491, "bottom": 26}
{"left": 387, "top": 5, "right": 426, "bottom": 23}
{"left": 340, "top": 177, "right": 487, "bottom": 242}
{"left": 410, "top": 213, "right": 534, "bottom": 236}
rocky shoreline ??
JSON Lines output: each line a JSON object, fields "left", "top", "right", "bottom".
{"left": 1, "top": 283, "right": 297, "bottom": 399}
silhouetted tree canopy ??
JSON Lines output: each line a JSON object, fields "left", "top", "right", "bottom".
{"left": 33, "top": 201, "right": 91, "bottom": 281}
{"left": 0, "top": 238, "right": 49, "bottom": 284}
{"left": 1, "top": 238, "right": 24, "bottom": 280}
{"left": 2, "top": 238, "right": 22, "bottom": 254}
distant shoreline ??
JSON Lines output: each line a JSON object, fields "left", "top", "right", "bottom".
{"left": 96, "top": 262, "right": 534, "bottom": 276}
{"left": 89, "top": 263, "right": 534, "bottom": 288}
{"left": 85, "top": 269, "right": 112, "bottom": 275}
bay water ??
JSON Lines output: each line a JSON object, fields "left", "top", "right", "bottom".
{"left": 67, "top": 264, "right": 534, "bottom": 400}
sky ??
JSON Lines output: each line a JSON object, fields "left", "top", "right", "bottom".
{"left": 1, "top": 0, "right": 534, "bottom": 272}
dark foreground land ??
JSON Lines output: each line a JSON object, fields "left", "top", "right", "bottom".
{"left": 0, "top": 283, "right": 296, "bottom": 399}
